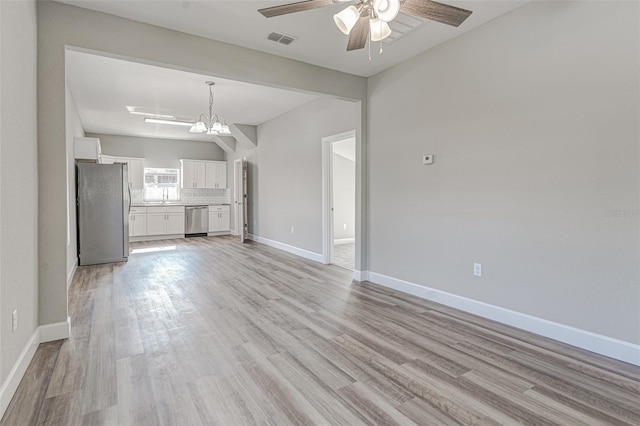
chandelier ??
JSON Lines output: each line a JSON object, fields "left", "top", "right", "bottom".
{"left": 189, "top": 81, "right": 231, "bottom": 136}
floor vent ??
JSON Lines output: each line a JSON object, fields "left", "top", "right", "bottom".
{"left": 267, "top": 32, "right": 298, "bottom": 45}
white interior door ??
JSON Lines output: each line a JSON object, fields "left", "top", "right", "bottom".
{"left": 234, "top": 159, "right": 248, "bottom": 242}
{"left": 241, "top": 159, "right": 248, "bottom": 242}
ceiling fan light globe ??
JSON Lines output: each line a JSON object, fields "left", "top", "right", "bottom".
{"left": 370, "top": 19, "right": 392, "bottom": 41}
{"left": 373, "top": 0, "right": 400, "bottom": 22}
{"left": 333, "top": 5, "right": 359, "bottom": 35}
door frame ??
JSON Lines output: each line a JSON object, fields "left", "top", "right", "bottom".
{"left": 233, "top": 159, "right": 242, "bottom": 237}
{"left": 322, "top": 130, "right": 356, "bottom": 266}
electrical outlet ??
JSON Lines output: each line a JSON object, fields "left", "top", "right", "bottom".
{"left": 473, "top": 263, "right": 482, "bottom": 277}
{"left": 291, "top": 226, "right": 295, "bottom": 234}
{"left": 343, "top": 224, "right": 347, "bottom": 230}
{"left": 422, "top": 154, "right": 434, "bottom": 165}
{"left": 12, "top": 310, "right": 18, "bottom": 333}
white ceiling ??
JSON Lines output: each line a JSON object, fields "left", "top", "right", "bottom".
{"left": 58, "top": 0, "right": 529, "bottom": 77}
{"left": 66, "top": 49, "right": 319, "bottom": 142}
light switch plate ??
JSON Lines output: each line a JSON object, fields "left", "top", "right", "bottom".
{"left": 422, "top": 154, "right": 434, "bottom": 165}
{"left": 473, "top": 263, "right": 482, "bottom": 277}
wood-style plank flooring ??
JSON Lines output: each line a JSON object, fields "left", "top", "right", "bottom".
{"left": 2, "top": 236, "right": 639, "bottom": 425}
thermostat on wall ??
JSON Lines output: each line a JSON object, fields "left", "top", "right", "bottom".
{"left": 422, "top": 154, "right": 434, "bottom": 165}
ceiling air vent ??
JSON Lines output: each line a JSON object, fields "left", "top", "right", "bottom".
{"left": 267, "top": 32, "right": 298, "bottom": 46}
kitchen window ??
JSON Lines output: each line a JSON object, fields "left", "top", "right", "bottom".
{"left": 144, "top": 168, "right": 180, "bottom": 201}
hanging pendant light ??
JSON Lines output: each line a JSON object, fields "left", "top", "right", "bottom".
{"left": 190, "top": 81, "right": 230, "bottom": 137}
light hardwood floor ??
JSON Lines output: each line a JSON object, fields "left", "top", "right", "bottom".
{"left": 2, "top": 236, "right": 639, "bottom": 425}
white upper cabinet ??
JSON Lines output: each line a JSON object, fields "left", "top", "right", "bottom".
{"left": 101, "top": 155, "right": 115, "bottom": 165}
{"left": 182, "top": 160, "right": 225, "bottom": 189}
{"left": 205, "top": 161, "right": 227, "bottom": 189}
{"left": 181, "top": 160, "right": 206, "bottom": 189}
{"left": 110, "top": 156, "right": 144, "bottom": 189}
{"left": 128, "top": 158, "right": 144, "bottom": 189}
{"left": 74, "top": 137, "right": 102, "bottom": 162}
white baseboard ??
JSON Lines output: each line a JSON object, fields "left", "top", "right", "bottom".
{"left": 353, "top": 270, "right": 368, "bottom": 281}
{"left": 67, "top": 259, "right": 78, "bottom": 290}
{"left": 39, "top": 317, "right": 71, "bottom": 343}
{"left": 365, "top": 271, "right": 640, "bottom": 366}
{"left": 334, "top": 238, "right": 355, "bottom": 245}
{"left": 249, "top": 234, "right": 324, "bottom": 263}
{"left": 207, "top": 231, "right": 231, "bottom": 237}
{"left": 0, "top": 329, "right": 39, "bottom": 419}
{"left": 129, "top": 234, "right": 185, "bottom": 242}
{"left": 0, "top": 317, "right": 71, "bottom": 419}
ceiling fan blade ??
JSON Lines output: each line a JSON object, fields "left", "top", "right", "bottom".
{"left": 258, "top": 0, "right": 335, "bottom": 18}
{"left": 401, "top": 0, "right": 472, "bottom": 27}
{"left": 346, "top": 14, "right": 370, "bottom": 51}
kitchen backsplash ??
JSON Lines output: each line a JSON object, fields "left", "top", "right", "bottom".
{"left": 131, "top": 188, "right": 230, "bottom": 205}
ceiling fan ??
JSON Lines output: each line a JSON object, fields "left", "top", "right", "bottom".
{"left": 258, "top": 0, "right": 473, "bottom": 53}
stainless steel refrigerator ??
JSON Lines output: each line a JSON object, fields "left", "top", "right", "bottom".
{"left": 77, "top": 162, "right": 130, "bottom": 266}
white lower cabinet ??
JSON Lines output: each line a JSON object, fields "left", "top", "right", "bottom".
{"left": 146, "top": 206, "right": 185, "bottom": 236}
{"left": 146, "top": 211, "right": 167, "bottom": 236}
{"left": 166, "top": 211, "right": 185, "bottom": 234}
{"left": 208, "top": 205, "right": 230, "bottom": 233}
{"left": 129, "top": 206, "right": 185, "bottom": 240}
{"left": 129, "top": 207, "right": 147, "bottom": 237}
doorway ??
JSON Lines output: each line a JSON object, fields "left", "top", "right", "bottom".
{"left": 233, "top": 158, "right": 248, "bottom": 242}
{"left": 322, "top": 131, "right": 356, "bottom": 270}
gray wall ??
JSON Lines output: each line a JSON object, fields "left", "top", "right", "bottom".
{"left": 368, "top": 1, "right": 640, "bottom": 344}
{"left": 227, "top": 97, "right": 359, "bottom": 255}
{"left": 37, "top": 1, "right": 366, "bottom": 327}
{"left": 87, "top": 133, "right": 225, "bottom": 168}
{"left": 332, "top": 153, "right": 356, "bottom": 240}
{"left": 65, "top": 84, "right": 84, "bottom": 284}
{"left": 0, "top": 0, "right": 38, "bottom": 383}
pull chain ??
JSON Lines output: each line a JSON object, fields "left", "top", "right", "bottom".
{"left": 368, "top": 28, "right": 372, "bottom": 63}
{"left": 379, "top": 19, "right": 384, "bottom": 55}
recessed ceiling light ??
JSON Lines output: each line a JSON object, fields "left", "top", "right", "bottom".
{"left": 144, "top": 117, "right": 193, "bottom": 126}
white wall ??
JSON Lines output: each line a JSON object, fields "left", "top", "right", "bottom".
{"left": 332, "top": 153, "right": 356, "bottom": 240}
{"left": 38, "top": 1, "right": 366, "bottom": 327}
{"left": 368, "top": 1, "right": 639, "bottom": 345}
{"left": 0, "top": 0, "right": 38, "bottom": 383}
{"left": 88, "top": 133, "right": 225, "bottom": 168}
{"left": 65, "top": 84, "right": 84, "bottom": 286}
{"left": 228, "top": 98, "right": 359, "bottom": 255}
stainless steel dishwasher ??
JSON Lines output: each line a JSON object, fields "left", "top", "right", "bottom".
{"left": 185, "top": 205, "right": 208, "bottom": 237}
